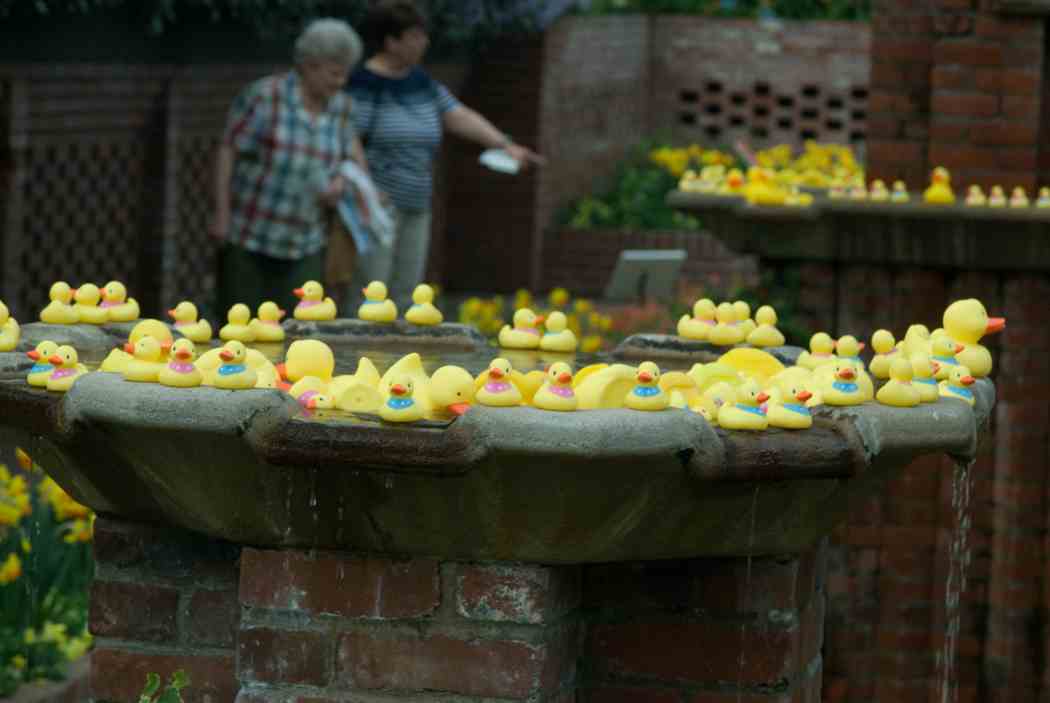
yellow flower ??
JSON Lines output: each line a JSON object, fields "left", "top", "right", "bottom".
{"left": 0, "top": 553, "right": 22, "bottom": 584}
{"left": 20, "top": 537, "right": 30, "bottom": 554}
{"left": 10, "top": 654, "right": 25, "bottom": 670}
{"left": 64, "top": 515, "right": 94, "bottom": 543}
{"left": 14, "top": 448, "right": 32, "bottom": 472}
{"left": 513, "top": 289, "right": 533, "bottom": 310}
{"left": 63, "top": 633, "right": 92, "bottom": 661}
{"left": 580, "top": 335, "right": 603, "bottom": 353}
{"left": 23, "top": 627, "right": 35, "bottom": 644}
{"left": 41, "top": 621, "right": 68, "bottom": 644}
{"left": 548, "top": 288, "right": 570, "bottom": 308}
{"left": 573, "top": 299, "right": 593, "bottom": 315}
{"left": 0, "top": 503, "right": 20, "bottom": 528}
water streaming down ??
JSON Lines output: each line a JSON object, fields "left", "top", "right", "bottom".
{"left": 737, "top": 485, "right": 760, "bottom": 703}
{"left": 939, "top": 457, "right": 975, "bottom": 703}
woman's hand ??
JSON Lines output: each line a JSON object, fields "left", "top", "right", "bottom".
{"left": 505, "top": 143, "right": 546, "bottom": 172}
{"left": 319, "top": 174, "right": 347, "bottom": 207}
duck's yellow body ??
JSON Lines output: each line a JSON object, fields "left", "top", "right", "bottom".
{"left": 476, "top": 358, "right": 523, "bottom": 407}
{"left": 220, "top": 304, "right": 256, "bottom": 343}
{"left": 40, "top": 282, "right": 79, "bottom": 325}
{"left": 73, "top": 284, "right": 107, "bottom": 325}
{"left": 358, "top": 281, "right": 397, "bottom": 323}
{"left": 677, "top": 298, "right": 716, "bottom": 341}
{"left": 168, "top": 302, "right": 213, "bottom": 343}
{"left": 250, "top": 302, "right": 286, "bottom": 343}
{"left": 212, "top": 341, "right": 258, "bottom": 390}
{"left": 532, "top": 362, "right": 577, "bottom": 411}
{"left": 294, "top": 281, "right": 338, "bottom": 321}
{"left": 158, "top": 339, "right": 202, "bottom": 388}
{"left": 876, "top": 357, "right": 921, "bottom": 407}
{"left": 25, "top": 341, "right": 59, "bottom": 387}
{"left": 624, "top": 362, "right": 670, "bottom": 411}
{"left": 101, "top": 281, "right": 140, "bottom": 323}
{"left": 539, "top": 311, "right": 577, "bottom": 353}
{"left": 499, "top": 308, "right": 544, "bottom": 350}
{"left": 0, "top": 302, "right": 19, "bottom": 352}
{"left": 716, "top": 379, "right": 769, "bottom": 430}
{"left": 46, "top": 346, "right": 86, "bottom": 392}
{"left": 404, "top": 284, "right": 443, "bottom": 326}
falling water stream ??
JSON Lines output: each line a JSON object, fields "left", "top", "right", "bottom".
{"left": 737, "top": 485, "right": 760, "bottom": 703}
{"left": 939, "top": 457, "right": 975, "bottom": 703}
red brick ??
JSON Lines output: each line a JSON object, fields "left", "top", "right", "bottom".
{"left": 934, "top": 40, "right": 1004, "bottom": 66}
{"left": 587, "top": 621, "right": 797, "bottom": 686}
{"left": 240, "top": 548, "right": 439, "bottom": 619}
{"left": 975, "top": 16, "right": 1043, "bottom": 42}
{"left": 867, "top": 139, "right": 926, "bottom": 165}
{"left": 457, "top": 563, "right": 580, "bottom": 624}
{"left": 976, "top": 68, "right": 1041, "bottom": 95}
{"left": 238, "top": 627, "right": 331, "bottom": 686}
{"left": 933, "top": 65, "right": 974, "bottom": 91}
{"left": 931, "top": 92, "right": 1000, "bottom": 118}
{"left": 1002, "top": 96, "right": 1041, "bottom": 120}
{"left": 580, "top": 688, "right": 681, "bottom": 703}
{"left": 879, "top": 40, "right": 934, "bottom": 62}
{"left": 89, "top": 580, "right": 179, "bottom": 643}
{"left": 186, "top": 588, "right": 239, "bottom": 648}
{"left": 336, "top": 629, "right": 558, "bottom": 698}
{"left": 91, "top": 647, "right": 236, "bottom": 703}
{"left": 930, "top": 119, "right": 969, "bottom": 142}
{"left": 970, "top": 119, "right": 1039, "bottom": 146}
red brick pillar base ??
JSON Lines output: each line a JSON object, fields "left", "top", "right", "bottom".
{"left": 88, "top": 516, "right": 827, "bottom": 703}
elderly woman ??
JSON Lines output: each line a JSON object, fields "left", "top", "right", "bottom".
{"left": 210, "top": 18, "right": 367, "bottom": 316}
{"left": 348, "top": 0, "right": 543, "bottom": 307}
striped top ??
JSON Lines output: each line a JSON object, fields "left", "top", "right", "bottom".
{"left": 347, "top": 66, "right": 460, "bottom": 211}
{"left": 223, "top": 71, "right": 356, "bottom": 260}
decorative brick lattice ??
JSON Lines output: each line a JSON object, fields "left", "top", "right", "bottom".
{"left": 676, "top": 80, "right": 869, "bottom": 148}
{"left": 171, "top": 135, "right": 221, "bottom": 311}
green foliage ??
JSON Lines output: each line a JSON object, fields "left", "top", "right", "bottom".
{"left": 576, "top": 0, "right": 871, "bottom": 20}
{"left": 139, "top": 670, "right": 190, "bottom": 703}
{"left": 563, "top": 140, "right": 702, "bottom": 231}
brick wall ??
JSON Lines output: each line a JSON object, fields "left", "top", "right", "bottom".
{"left": 89, "top": 514, "right": 828, "bottom": 703}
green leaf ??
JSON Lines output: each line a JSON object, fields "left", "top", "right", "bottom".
{"left": 141, "top": 672, "right": 161, "bottom": 697}
{"left": 169, "top": 669, "right": 189, "bottom": 689}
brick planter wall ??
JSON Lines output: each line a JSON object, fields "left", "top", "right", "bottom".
{"left": 89, "top": 515, "right": 828, "bottom": 703}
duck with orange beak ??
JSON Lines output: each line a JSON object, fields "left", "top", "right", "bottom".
{"left": 25, "top": 341, "right": 59, "bottom": 388}
{"left": 46, "top": 345, "right": 86, "bottom": 392}
{"left": 498, "top": 308, "right": 545, "bottom": 350}
{"left": 532, "top": 362, "right": 578, "bottom": 412}
{"left": 939, "top": 364, "right": 977, "bottom": 406}
{"left": 429, "top": 365, "right": 475, "bottom": 417}
{"left": 476, "top": 358, "right": 523, "bottom": 407}
{"left": 380, "top": 375, "right": 424, "bottom": 422}
{"left": 624, "top": 361, "right": 670, "bottom": 411}
{"left": 716, "top": 378, "right": 769, "bottom": 430}
{"left": 213, "top": 341, "right": 257, "bottom": 390}
{"left": 941, "top": 299, "right": 1004, "bottom": 378}
{"left": 820, "top": 360, "right": 867, "bottom": 406}
{"left": 159, "top": 339, "right": 202, "bottom": 388}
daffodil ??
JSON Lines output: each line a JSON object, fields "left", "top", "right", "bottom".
{"left": 63, "top": 632, "right": 92, "bottom": 661}
{"left": 20, "top": 537, "right": 30, "bottom": 554}
{"left": 580, "top": 335, "right": 603, "bottom": 353}
{"left": 548, "top": 288, "right": 569, "bottom": 308}
{"left": 0, "top": 553, "right": 22, "bottom": 584}
{"left": 64, "top": 515, "right": 94, "bottom": 543}
{"left": 14, "top": 448, "right": 32, "bottom": 472}
{"left": 573, "top": 299, "right": 593, "bottom": 315}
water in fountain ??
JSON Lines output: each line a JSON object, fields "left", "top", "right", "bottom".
{"left": 939, "top": 456, "right": 975, "bottom": 703}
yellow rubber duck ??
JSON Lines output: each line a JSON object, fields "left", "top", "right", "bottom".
{"left": 378, "top": 375, "right": 425, "bottom": 422}
{"left": 46, "top": 346, "right": 86, "bottom": 392}
{"left": 899, "top": 323, "right": 932, "bottom": 359}
{"left": 677, "top": 298, "right": 717, "bottom": 341}
{"left": 1009, "top": 186, "right": 1030, "bottom": 208}
{"left": 733, "top": 301, "right": 756, "bottom": 339}
{"left": 168, "top": 301, "right": 213, "bottom": 343}
{"left": 293, "top": 280, "right": 337, "bottom": 322}
{"left": 404, "top": 284, "right": 443, "bottom": 326}
{"left": 796, "top": 332, "right": 836, "bottom": 370}
{"left": 329, "top": 358, "right": 384, "bottom": 414}
{"left": 939, "top": 364, "right": 976, "bottom": 406}
{"left": 661, "top": 370, "right": 700, "bottom": 409}
{"left": 707, "top": 302, "right": 745, "bottom": 347}
{"left": 25, "top": 340, "right": 59, "bottom": 388}
{"left": 213, "top": 341, "right": 258, "bottom": 390}
{"left": 818, "top": 360, "right": 867, "bottom": 406}
{"left": 288, "top": 375, "right": 334, "bottom": 409}
{"left": 250, "top": 301, "right": 286, "bottom": 343}
{"left": 429, "top": 365, "right": 476, "bottom": 416}
{"left": 910, "top": 353, "right": 941, "bottom": 403}
{"left": 987, "top": 185, "right": 1007, "bottom": 208}
{"left": 73, "top": 284, "right": 108, "bottom": 325}
{"left": 694, "top": 381, "right": 737, "bottom": 425}
{"left": 358, "top": 281, "right": 397, "bottom": 323}
{"left": 890, "top": 181, "right": 910, "bottom": 203}
{"left": 868, "top": 180, "right": 889, "bottom": 202}
{"left": 929, "top": 333, "right": 964, "bottom": 381}
{"left": 624, "top": 361, "right": 670, "bottom": 411}
{"left": 122, "top": 335, "right": 170, "bottom": 383}
{"left": 923, "top": 166, "right": 955, "bottom": 205}
{"left": 532, "top": 362, "right": 578, "bottom": 412}
{"left": 771, "top": 366, "right": 822, "bottom": 408}
{"left": 876, "top": 357, "right": 921, "bottom": 407}
{"left": 574, "top": 363, "right": 638, "bottom": 409}
{"left": 499, "top": 308, "right": 544, "bottom": 350}
{"left": 476, "top": 358, "right": 523, "bottom": 407}
{"left": 1037, "top": 187, "right": 1050, "bottom": 208}
{"left": 746, "top": 305, "right": 784, "bottom": 347}
{"left": 100, "top": 281, "right": 140, "bottom": 323}
{"left": 834, "top": 333, "right": 866, "bottom": 364}
{"left": 0, "top": 301, "right": 19, "bottom": 352}
{"left": 848, "top": 184, "right": 868, "bottom": 201}
{"left": 99, "top": 319, "right": 175, "bottom": 374}
{"left": 765, "top": 376, "right": 813, "bottom": 429}
{"left": 964, "top": 185, "right": 986, "bottom": 207}
{"left": 716, "top": 378, "right": 769, "bottom": 430}
{"left": 717, "top": 168, "right": 746, "bottom": 196}
{"left": 378, "top": 353, "right": 436, "bottom": 415}
{"left": 219, "top": 304, "right": 256, "bottom": 343}
{"left": 942, "top": 299, "right": 1004, "bottom": 378}
{"left": 742, "top": 167, "right": 788, "bottom": 206}
{"left": 868, "top": 329, "right": 897, "bottom": 380}
{"left": 539, "top": 311, "right": 578, "bottom": 353}
{"left": 282, "top": 339, "right": 336, "bottom": 385}
{"left": 40, "top": 282, "right": 79, "bottom": 325}
{"left": 158, "top": 339, "right": 202, "bottom": 388}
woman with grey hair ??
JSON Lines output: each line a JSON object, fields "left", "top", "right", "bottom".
{"left": 210, "top": 18, "right": 369, "bottom": 317}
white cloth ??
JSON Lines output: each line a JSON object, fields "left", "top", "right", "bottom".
{"left": 337, "top": 160, "right": 395, "bottom": 254}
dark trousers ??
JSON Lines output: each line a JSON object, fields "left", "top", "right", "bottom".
{"left": 214, "top": 244, "right": 324, "bottom": 321}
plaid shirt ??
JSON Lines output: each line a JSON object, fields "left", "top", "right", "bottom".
{"left": 223, "top": 71, "right": 356, "bottom": 260}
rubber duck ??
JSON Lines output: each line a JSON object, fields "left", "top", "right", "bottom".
{"left": 771, "top": 366, "right": 822, "bottom": 408}
{"left": 796, "top": 332, "right": 836, "bottom": 370}
{"left": 867, "top": 329, "right": 897, "bottom": 379}
{"left": 429, "top": 365, "right": 476, "bottom": 416}
{"left": 39, "top": 282, "right": 79, "bottom": 325}
{"left": 695, "top": 381, "right": 737, "bottom": 425}
{"left": 765, "top": 376, "right": 813, "bottom": 430}
{"left": 219, "top": 304, "right": 256, "bottom": 343}
{"left": 539, "top": 311, "right": 578, "bottom": 353}
{"left": 834, "top": 334, "right": 865, "bottom": 363}
{"left": 890, "top": 181, "right": 910, "bottom": 203}
{"left": 929, "top": 333, "right": 963, "bottom": 380}
{"left": 942, "top": 299, "right": 1004, "bottom": 378}
{"left": 899, "top": 323, "right": 932, "bottom": 359}
{"left": 25, "top": 340, "right": 59, "bottom": 388}
{"left": 677, "top": 298, "right": 717, "bottom": 341}
{"left": 282, "top": 339, "right": 336, "bottom": 385}
{"left": 784, "top": 186, "right": 813, "bottom": 207}
{"left": 1037, "top": 187, "right": 1050, "bottom": 208}
{"left": 46, "top": 346, "right": 86, "bottom": 392}
{"left": 661, "top": 370, "right": 701, "bottom": 409}
{"left": 733, "top": 301, "right": 756, "bottom": 338}
{"left": 498, "top": 308, "right": 544, "bottom": 350}
{"left": 158, "top": 339, "right": 202, "bottom": 388}
{"left": 939, "top": 364, "right": 976, "bottom": 406}
{"left": 707, "top": 302, "right": 745, "bottom": 346}
{"left": 358, "top": 281, "right": 397, "bottom": 323}
{"left": 250, "top": 301, "right": 286, "bottom": 343}
{"left": 296, "top": 381, "right": 337, "bottom": 410}
{"left": 716, "top": 378, "right": 769, "bottom": 430}
{"left": 624, "top": 361, "right": 670, "bottom": 411}
{"left": 687, "top": 361, "right": 743, "bottom": 395}
{"left": 818, "top": 360, "right": 867, "bottom": 406}
{"left": 0, "top": 301, "right": 19, "bottom": 352}
{"left": 717, "top": 168, "right": 746, "bottom": 196}
{"left": 848, "top": 183, "right": 868, "bottom": 201}
{"left": 909, "top": 353, "right": 941, "bottom": 403}
{"left": 828, "top": 184, "right": 846, "bottom": 200}
{"left": 168, "top": 301, "right": 213, "bottom": 343}
{"left": 743, "top": 167, "right": 788, "bottom": 206}
{"left": 293, "top": 280, "right": 337, "bottom": 322}
{"left": 923, "top": 166, "right": 955, "bottom": 205}
{"left": 868, "top": 180, "right": 889, "bottom": 202}
{"left": 376, "top": 375, "right": 424, "bottom": 422}
{"left": 196, "top": 343, "right": 277, "bottom": 389}
{"left": 532, "top": 362, "right": 578, "bottom": 412}
{"left": 1009, "top": 186, "right": 1030, "bottom": 208}
{"left": 404, "top": 284, "right": 443, "bottom": 326}
{"left": 326, "top": 358, "right": 383, "bottom": 413}
{"left": 73, "top": 284, "right": 107, "bottom": 325}
{"left": 746, "top": 305, "right": 785, "bottom": 347}
{"left": 213, "top": 341, "right": 257, "bottom": 390}
{"left": 574, "top": 363, "right": 638, "bottom": 409}
{"left": 100, "top": 281, "right": 140, "bottom": 323}
{"left": 99, "top": 319, "right": 176, "bottom": 374}
{"left": 876, "top": 357, "right": 921, "bottom": 407}
{"left": 987, "top": 186, "right": 1007, "bottom": 208}
{"left": 476, "top": 358, "right": 523, "bottom": 407}
{"left": 122, "top": 335, "right": 171, "bottom": 383}
{"left": 964, "top": 185, "right": 986, "bottom": 207}
{"left": 378, "top": 353, "right": 436, "bottom": 415}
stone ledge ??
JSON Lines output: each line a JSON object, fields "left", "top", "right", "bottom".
{"left": 8, "top": 656, "right": 89, "bottom": 703}
{"left": 282, "top": 319, "right": 489, "bottom": 351}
